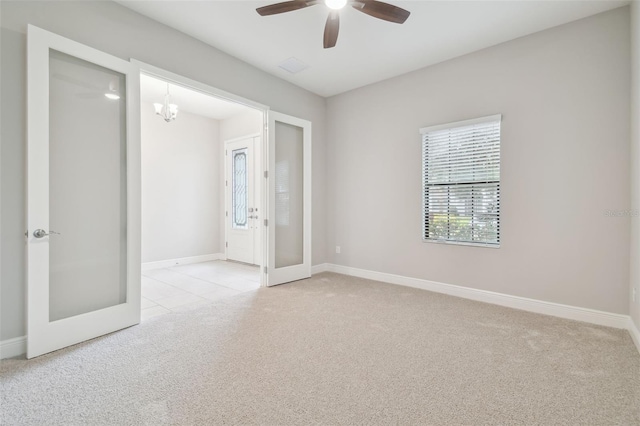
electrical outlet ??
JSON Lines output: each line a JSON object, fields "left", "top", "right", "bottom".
{"left": 335, "top": 246, "right": 341, "bottom": 254}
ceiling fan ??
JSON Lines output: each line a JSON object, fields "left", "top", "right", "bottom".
{"left": 256, "top": 0, "right": 410, "bottom": 49}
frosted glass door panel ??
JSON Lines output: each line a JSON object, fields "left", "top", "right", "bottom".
{"left": 48, "top": 50, "right": 127, "bottom": 321}
{"left": 274, "top": 121, "right": 304, "bottom": 268}
{"left": 266, "top": 111, "right": 310, "bottom": 287}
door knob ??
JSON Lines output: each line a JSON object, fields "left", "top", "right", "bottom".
{"left": 33, "top": 229, "right": 60, "bottom": 238}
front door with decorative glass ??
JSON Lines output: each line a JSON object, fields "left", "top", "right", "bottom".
{"left": 225, "top": 136, "right": 260, "bottom": 264}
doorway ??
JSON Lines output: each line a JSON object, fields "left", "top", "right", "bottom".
{"left": 139, "top": 72, "right": 265, "bottom": 320}
{"left": 25, "top": 26, "right": 313, "bottom": 357}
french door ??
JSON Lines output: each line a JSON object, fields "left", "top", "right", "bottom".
{"left": 266, "top": 112, "right": 312, "bottom": 286}
{"left": 26, "top": 26, "right": 141, "bottom": 358}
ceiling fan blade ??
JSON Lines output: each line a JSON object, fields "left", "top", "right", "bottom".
{"left": 256, "top": 1, "right": 318, "bottom": 16}
{"left": 352, "top": 1, "right": 410, "bottom": 24}
{"left": 323, "top": 11, "right": 340, "bottom": 49}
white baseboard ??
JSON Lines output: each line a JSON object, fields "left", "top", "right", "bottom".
{"left": 629, "top": 318, "right": 640, "bottom": 354}
{"left": 311, "top": 263, "right": 329, "bottom": 275}
{"left": 323, "top": 263, "right": 631, "bottom": 330}
{"left": 1, "top": 336, "right": 26, "bottom": 359}
{"left": 6, "top": 263, "right": 638, "bottom": 359}
{"left": 141, "top": 253, "right": 225, "bottom": 271}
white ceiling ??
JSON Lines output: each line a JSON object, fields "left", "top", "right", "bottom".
{"left": 140, "top": 73, "right": 250, "bottom": 120}
{"left": 121, "top": 0, "right": 629, "bottom": 97}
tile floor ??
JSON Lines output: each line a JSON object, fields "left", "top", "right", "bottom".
{"left": 141, "top": 260, "right": 261, "bottom": 320}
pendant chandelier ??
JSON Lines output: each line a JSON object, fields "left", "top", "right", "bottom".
{"left": 154, "top": 83, "right": 178, "bottom": 122}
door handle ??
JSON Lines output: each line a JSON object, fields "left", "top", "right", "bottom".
{"left": 33, "top": 229, "right": 60, "bottom": 238}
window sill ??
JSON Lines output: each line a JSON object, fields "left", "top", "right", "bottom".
{"left": 422, "top": 239, "right": 500, "bottom": 249}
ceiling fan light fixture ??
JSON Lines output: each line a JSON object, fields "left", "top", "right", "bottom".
{"left": 325, "top": 0, "right": 347, "bottom": 10}
{"left": 257, "top": 0, "right": 410, "bottom": 48}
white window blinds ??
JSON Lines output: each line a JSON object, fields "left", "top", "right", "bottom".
{"left": 420, "top": 115, "right": 501, "bottom": 246}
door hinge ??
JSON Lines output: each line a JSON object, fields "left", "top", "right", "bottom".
{"left": 225, "top": 211, "right": 228, "bottom": 217}
{"left": 264, "top": 219, "right": 268, "bottom": 227}
{"left": 264, "top": 171, "right": 268, "bottom": 179}
{"left": 225, "top": 180, "right": 228, "bottom": 187}
{"left": 225, "top": 241, "right": 228, "bottom": 248}
{"left": 225, "top": 150, "right": 228, "bottom": 155}
{"left": 264, "top": 266, "right": 268, "bottom": 274}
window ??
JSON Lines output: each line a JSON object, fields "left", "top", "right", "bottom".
{"left": 420, "top": 115, "right": 501, "bottom": 247}
{"left": 232, "top": 148, "right": 248, "bottom": 229}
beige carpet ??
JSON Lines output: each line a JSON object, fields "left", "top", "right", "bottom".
{"left": 1, "top": 272, "right": 639, "bottom": 425}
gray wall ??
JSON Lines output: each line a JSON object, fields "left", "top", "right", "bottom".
{"left": 631, "top": 2, "right": 640, "bottom": 331}
{"left": 141, "top": 103, "right": 221, "bottom": 263}
{"left": 325, "top": 7, "right": 631, "bottom": 315}
{"left": 0, "top": 0, "right": 327, "bottom": 341}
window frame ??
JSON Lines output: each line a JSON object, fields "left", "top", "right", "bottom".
{"left": 420, "top": 114, "right": 502, "bottom": 249}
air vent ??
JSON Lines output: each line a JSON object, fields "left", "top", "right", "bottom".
{"left": 278, "top": 57, "right": 309, "bottom": 74}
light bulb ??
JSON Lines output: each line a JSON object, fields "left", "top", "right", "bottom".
{"left": 104, "top": 93, "right": 120, "bottom": 100}
{"left": 325, "top": 0, "right": 347, "bottom": 10}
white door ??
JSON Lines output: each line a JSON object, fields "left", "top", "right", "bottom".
{"left": 26, "top": 26, "right": 141, "bottom": 358}
{"left": 266, "top": 112, "right": 312, "bottom": 286}
{"left": 225, "top": 136, "right": 260, "bottom": 264}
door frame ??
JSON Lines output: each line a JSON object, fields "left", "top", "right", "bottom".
{"left": 26, "top": 25, "right": 142, "bottom": 358}
{"left": 132, "top": 60, "right": 269, "bottom": 286}
{"left": 224, "top": 133, "right": 262, "bottom": 265}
